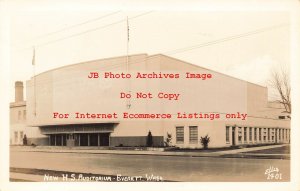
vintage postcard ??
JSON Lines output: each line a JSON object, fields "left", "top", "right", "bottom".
{"left": 0, "top": 1, "right": 299, "bottom": 191}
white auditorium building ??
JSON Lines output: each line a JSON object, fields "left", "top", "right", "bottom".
{"left": 10, "top": 54, "right": 290, "bottom": 148}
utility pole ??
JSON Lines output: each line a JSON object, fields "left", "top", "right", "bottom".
{"left": 126, "top": 16, "right": 131, "bottom": 109}
{"left": 32, "top": 47, "right": 37, "bottom": 116}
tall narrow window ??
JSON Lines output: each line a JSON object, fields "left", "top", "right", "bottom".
{"left": 14, "top": 131, "right": 18, "bottom": 143}
{"left": 244, "top": 127, "right": 247, "bottom": 142}
{"left": 23, "top": 110, "right": 26, "bottom": 120}
{"left": 279, "top": 129, "right": 281, "bottom": 140}
{"left": 226, "top": 126, "right": 230, "bottom": 143}
{"left": 254, "top": 128, "right": 257, "bottom": 141}
{"left": 20, "top": 131, "right": 24, "bottom": 143}
{"left": 189, "top": 126, "right": 198, "bottom": 143}
{"left": 176, "top": 126, "right": 184, "bottom": 143}
{"left": 268, "top": 128, "right": 270, "bottom": 141}
{"left": 259, "top": 128, "right": 262, "bottom": 141}
{"left": 238, "top": 127, "right": 242, "bottom": 142}
{"left": 249, "top": 127, "right": 252, "bottom": 141}
{"left": 18, "top": 111, "right": 21, "bottom": 121}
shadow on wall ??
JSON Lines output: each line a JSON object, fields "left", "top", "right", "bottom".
{"left": 27, "top": 137, "right": 49, "bottom": 146}
{"left": 110, "top": 136, "right": 164, "bottom": 147}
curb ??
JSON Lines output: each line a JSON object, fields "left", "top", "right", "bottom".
{"left": 11, "top": 149, "right": 290, "bottom": 160}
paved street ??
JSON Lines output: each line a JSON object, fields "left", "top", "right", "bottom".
{"left": 10, "top": 149, "right": 290, "bottom": 182}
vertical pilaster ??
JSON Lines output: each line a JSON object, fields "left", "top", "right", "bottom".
{"left": 229, "top": 126, "right": 232, "bottom": 145}
{"left": 79, "top": 135, "right": 81, "bottom": 146}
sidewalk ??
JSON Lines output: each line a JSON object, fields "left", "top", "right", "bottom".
{"left": 10, "top": 144, "right": 290, "bottom": 159}
{"left": 215, "top": 144, "right": 288, "bottom": 155}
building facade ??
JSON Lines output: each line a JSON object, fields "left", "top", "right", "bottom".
{"left": 10, "top": 81, "right": 27, "bottom": 145}
{"left": 21, "top": 54, "right": 290, "bottom": 148}
{"left": 10, "top": 81, "right": 47, "bottom": 145}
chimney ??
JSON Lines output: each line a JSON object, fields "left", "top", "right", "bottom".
{"left": 15, "top": 81, "right": 24, "bottom": 102}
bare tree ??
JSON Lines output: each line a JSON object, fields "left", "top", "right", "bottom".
{"left": 269, "top": 66, "right": 291, "bottom": 114}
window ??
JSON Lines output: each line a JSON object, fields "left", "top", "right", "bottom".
{"left": 286, "top": 129, "right": 288, "bottom": 139}
{"left": 176, "top": 126, "right": 184, "bottom": 143}
{"left": 189, "top": 126, "right": 198, "bottom": 143}
{"left": 20, "top": 131, "right": 24, "bottom": 142}
{"left": 268, "top": 128, "right": 270, "bottom": 141}
{"left": 238, "top": 127, "right": 242, "bottom": 142}
{"left": 254, "top": 128, "right": 257, "bottom": 141}
{"left": 259, "top": 128, "right": 262, "bottom": 141}
{"left": 263, "top": 128, "right": 266, "bottom": 141}
{"left": 14, "top": 131, "right": 18, "bottom": 143}
{"left": 23, "top": 110, "right": 26, "bottom": 120}
{"left": 226, "top": 126, "right": 230, "bottom": 143}
{"left": 18, "top": 111, "right": 21, "bottom": 120}
{"left": 279, "top": 129, "right": 281, "bottom": 140}
{"left": 244, "top": 127, "right": 247, "bottom": 142}
{"left": 249, "top": 127, "right": 252, "bottom": 141}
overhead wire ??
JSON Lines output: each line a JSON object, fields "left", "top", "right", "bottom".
{"left": 12, "top": 11, "right": 122, "bottom": 47}
{"left": 28, "top": 23, "right": 289, "bottom": 85}
{"left": 164, "top": 23, "right": 288, "bottom": 55}
{"left": 13, "top": 11, "right": 154, "bottom": 51}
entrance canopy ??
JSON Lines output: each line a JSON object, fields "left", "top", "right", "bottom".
{"left": 40, "top": 123, "right": 117, "bottom": 135}
{"left": 40, "top": 123, "right": 117, "bottom": 147}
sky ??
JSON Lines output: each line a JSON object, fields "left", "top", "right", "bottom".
{"left": 9, "top": 2, "right": 291, "bottom": 102}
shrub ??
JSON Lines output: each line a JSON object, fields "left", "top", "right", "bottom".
{"left": 164, "top": 132, "right": 172, "bottom": 147}
{"left": 23, "top": 134, "right": 28, "bottom": 145}
{"left": 146, "top": 131, "right": 153, "bottom": 147}
{"left": 200, "top": 135, "right": 210, "bottom": 149}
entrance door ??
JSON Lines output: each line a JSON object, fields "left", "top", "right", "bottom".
{"left": 56, "top": 134, "right": 62, "bottom": 146}
{"left": 80, "top": 134, "right": 88, "bottom": 146}
{"left": 50, "top": 135, "right": 55, "bottom": 146}
{"left": 100, "top": 133, "right": 110, "bottom": 146}
{"left": 62, "top": 134, "right": 67, "bottom": 146}
{"left": 90, "top": 133, "right": 98, "bottom": 146}
{"left": 232, "top": 127, "right": 236, "bottom": 146}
